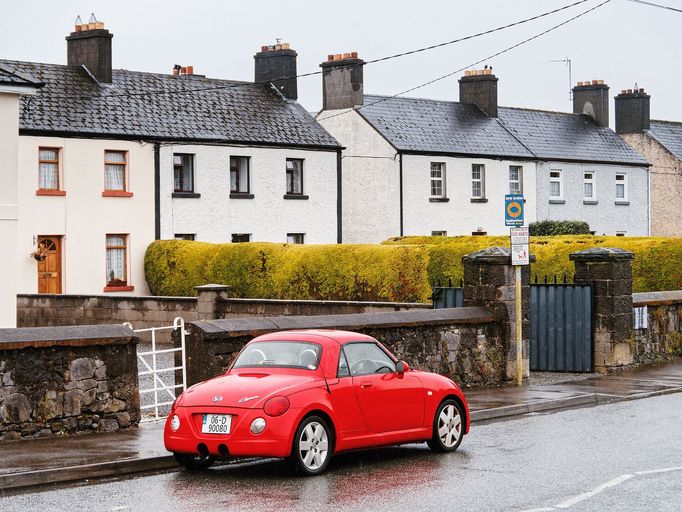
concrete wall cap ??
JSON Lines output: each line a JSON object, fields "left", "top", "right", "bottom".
{"left": 569, "top": 247, "right": 635, "bottom": 261}
{"left": 194, "top": 284, "right": 232, "bottom": 292}
{"left": 0, "top": 324, "right": 136, "bottom": 349}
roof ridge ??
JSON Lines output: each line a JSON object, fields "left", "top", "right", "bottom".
{"left": 651, "top": 119, "right": 682, "bottom": 126}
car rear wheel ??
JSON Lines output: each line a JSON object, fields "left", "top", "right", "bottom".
{"left": 291, "top": 416, "right": 332, "bottom": 476}
{"left": 173, "top": 452, "right": 215, "bottom": 470}
{"left": 427, "top": 399, "right": 464, "bottom": 453}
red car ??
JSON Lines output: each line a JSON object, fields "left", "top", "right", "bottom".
{"left": 164, "top": 330, "right": 469, "bottom": 475}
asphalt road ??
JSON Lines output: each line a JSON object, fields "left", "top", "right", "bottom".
{"left": 3, "top": 393, "right": 682, "bottom": 512}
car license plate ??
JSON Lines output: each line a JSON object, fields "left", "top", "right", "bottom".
{"left": 202, "top": 414, "right": 232, "bottom": 434}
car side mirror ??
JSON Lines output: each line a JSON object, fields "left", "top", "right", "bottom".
{"left": 396, "top": 361, "right": 410, "bottom": 374}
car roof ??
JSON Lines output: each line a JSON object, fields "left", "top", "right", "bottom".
{"left": 252, "top": 330, "right": 378, "bottom": 346}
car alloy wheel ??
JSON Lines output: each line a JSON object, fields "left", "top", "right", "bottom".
{"left": 427, "top": 399, "right": 464, "bottom": 453}
{"left": 292, "top": 416, "right": 331, "bottom": 475}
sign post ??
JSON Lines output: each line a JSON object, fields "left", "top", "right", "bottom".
{"left": 506, "top": 195, "right": 528, "bottom": 386}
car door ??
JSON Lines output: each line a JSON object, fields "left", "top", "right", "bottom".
{"left": 345, "top": 342, "right": 424, "bottom": 433}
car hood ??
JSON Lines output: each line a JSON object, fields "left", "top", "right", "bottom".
{"left": 178, "top": 371, "right": 324, "bottom": 408}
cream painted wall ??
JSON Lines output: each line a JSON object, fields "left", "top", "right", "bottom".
{"left": 17, "top": 136, "right": 155, "bottom": 296}
{"left": 0, "top": 94, "right": 21, "bottom": 326}
{"left": 317, "top": 109, "right": 400, "bottom": 244}
{"left": 159, "top": 144, "right": 338, "bottom": 244}
{"left": 402, "top": 155, "right": 538, "bottom": 236}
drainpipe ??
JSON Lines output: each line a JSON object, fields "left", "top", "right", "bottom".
{"left": 399, "top": 153, "right": 404, "bottom": 236}
{"left": 154, "top": 143, "right": 161, "bottom": 239}
{"left": 336, "top": 149, "right": 343, "bottom": 243}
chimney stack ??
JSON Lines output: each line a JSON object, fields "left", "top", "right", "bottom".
{"left": 320, "top": 53, "right": 364, "bottom": 110}
{"left": 573, "top": 80, "right": 609, "bottom": 127}
{"left": 254, "top": 43, "right": 298, "bottom": 100}
{"left": 459, "top": 68, "right": 498, "bottom": 117}
{"left": 66, "top": 14, "right": 113, "bottom": 83}
{"left": 614, "top": 87, "right": 650, "bottom": 134}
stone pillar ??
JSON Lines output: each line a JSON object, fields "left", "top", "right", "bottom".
{"left": 462, "top": 247, "right": 533, "bottom": 381}
{"left": 194, "top": 284, "right": 231, "bottom": 320}
{"left": 570, "top": 247, "right": 634, "bottom": 371}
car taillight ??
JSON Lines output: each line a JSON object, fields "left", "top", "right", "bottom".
{"left": 264, "top": 396, "right": 290, "bottom": 417}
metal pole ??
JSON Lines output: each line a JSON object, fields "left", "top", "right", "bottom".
{"left": 152, "top": 329, "right": 158, "bottom": 420}
{"left": 515, "top": 265, "right": 523, "bottom": 386}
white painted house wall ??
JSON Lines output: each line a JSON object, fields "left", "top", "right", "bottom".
{"left": 317, "top": 110, "right": 400, "bottom": 244}
{"left": 402, "top": 155, "right": 538, "bottom": 236}
{"left": 17, "top": 136, "right": 155, "bottom": 295}
{"left": 535, "top": 161, "right": 649, "bottom": 235}
{"left": 159, "top": 144, "right": 338, "bottom": 244}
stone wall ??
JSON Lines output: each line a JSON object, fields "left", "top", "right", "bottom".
{"left": 180, "top": 307, "right": 503, "bottom": 388}
{"left": 0, "top": 325, "right": 140, "bottom": 442}
{"left": 633, "top": 291, "right": 682, "bottom": 364}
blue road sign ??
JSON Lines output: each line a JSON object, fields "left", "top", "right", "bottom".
{"left": 505, "top": 194, "right": 524, "bottom": 226}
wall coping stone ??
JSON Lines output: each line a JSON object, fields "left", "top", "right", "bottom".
{"left": 569, "top": 247, "right": 635, "bottom": 262}
{"left": 191, "top": 306, "right": 496, "bottom": 339}
{"left": 0, "top": 324, "right": 137, "bottom": 350}
{"left": 220, "top": 298, "right": 430, "bottom": 308}
{"left": 195, "top": 284, "right": 232, "bottom": 292}
{"left": 632, "top": 290, "right": 682, "bottom": 307}
{"left": 17, "top": 293, "right": 197, "bottom": 303}
{"left": 462, "top": 246, "right": 536, "bottom": 265}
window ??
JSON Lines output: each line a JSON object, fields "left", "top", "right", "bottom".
{"left": 616, "top": 173, "right": 628, "bottom": 201}
{"left": 231, "top": 233, "right": 251, "bottom": 243}
{"left": 549, "top": 170, "right": 562, "bottom": 199}
{"left": 431, "top": 231, "right": 447, "bottom": 237}
{"left": 616, "top": 231, "right": 626, "bottom": 237}
{"left": 344, "top": 342, "right": 396, "bottom": 376}
{"left": 230, "top": 156, "right": 250, "bottom": 194}
{"left": 106, "top": 235, "right": 128, "bottom": 287}
{"left": 287, "top": 233, "right": 305, "bottom": 244}
{"left": 509, "top": 166, "right": 523, "bottom": 194}
{"left": 38, "top": 147, "right": 61, "bottom": 191}
{"left": 337, "top": 350, "right": 350, "bottom": 377}
{"left": 174, "top": 234, "right": 195, "bottom": 241}
{"left": 584, "top": 172, "right": 595, "bottom": 200}
{"left": 173, "top": 154, "right": 194, "bottom": 193}
{"left": 104, "top": 151, "right": 127, "bottom": 191}
{"left": 472, "top": 230, "right": 487, "bottom": 236}
{"left": 286, "top": 158, "right": 303, "bottom": 195}
{"left": 471, "top": 164, "right": 485, "bottom": 199}
{"left": 430, "top": 162, "right": 446, "bottom": 197}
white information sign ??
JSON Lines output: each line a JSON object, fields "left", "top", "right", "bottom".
{"left": 510, "top": 227, "right": 530, "bottom": 266}
{"left": 510, "top": 227, "right": 529, "bottom": 245}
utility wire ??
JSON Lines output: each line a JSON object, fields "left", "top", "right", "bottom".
{"left": 624, "top": 0, "right": 682, "bottom": 13}
{"left": 45, "top": 0, "right": 593, "bottom": 101}
{"left": 317, "top": 0, "right": 612, "bottom": 124}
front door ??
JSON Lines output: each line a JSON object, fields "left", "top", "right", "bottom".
{"left": 37, "top": 236, "right": 62, "bottom": 294}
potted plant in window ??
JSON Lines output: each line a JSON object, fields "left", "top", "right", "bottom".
{"left": 107, "top": 270, "right": 127, "bottom": 287}
{"left": 30, "top": 243, "right": 48, "bottom": 262}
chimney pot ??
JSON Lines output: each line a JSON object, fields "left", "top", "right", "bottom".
{"left": 186, "top": 65, "right": 194, "bottom": 75}
{"left": 334, "top": 53, "right": 342, "bottom": 60}
{"left": 281, "top": 43, "right": 290, "bottom": 50}
{"left": 261, "top": 45, "right": 268, "bottom": 52}
{"left": 343, "top": 52, "right": 351, "bottom": 59}
{"left": 626, "top": 89, "right": 632, "bottom": 93}
{"left": 351, "top": 51, "right": 358, "bottom": 58}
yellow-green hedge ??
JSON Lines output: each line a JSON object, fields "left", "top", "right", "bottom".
{"left": 145, "top": 236, "right": 682, "bottom": 301}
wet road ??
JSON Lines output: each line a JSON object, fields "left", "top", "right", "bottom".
{"left": 3, "top": 393, "right": 682, "bottom": 512}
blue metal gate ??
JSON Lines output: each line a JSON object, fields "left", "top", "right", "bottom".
{"left": 530, "top": 283, "right": 593, "bottom": 372}
{"left": 432, "top": 287, "right": 464, "bottom": 309}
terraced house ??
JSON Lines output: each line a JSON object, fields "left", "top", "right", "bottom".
{"left": 317, "top": 55, "right": 650, "bottom": 242}
{"left": 1, "top": 21, "right": 340, "bottom": 298}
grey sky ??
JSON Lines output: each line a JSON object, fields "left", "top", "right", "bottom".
{"left": 2, "top": 0, "right": 680, "bottom": 124}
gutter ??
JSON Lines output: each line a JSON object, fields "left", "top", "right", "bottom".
{"left": 399, "top": 153, "right": 404, "bottom": 236}
{"left": 336, "top": 149, "right": 343, "bottom": 243}
{"left": 154, "top": 143, "right": 160, "bottom": 240}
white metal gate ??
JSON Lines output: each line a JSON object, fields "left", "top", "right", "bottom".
{"left": 124, "top": 317, "right": 187, "bottom": 422}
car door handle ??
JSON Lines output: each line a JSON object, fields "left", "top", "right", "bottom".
{"left": 361, "top": 383, "right": 372, "bottom": 388}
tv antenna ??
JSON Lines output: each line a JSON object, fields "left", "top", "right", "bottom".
{"left": 550, "top": 57, "right": 572, "bottom": 101}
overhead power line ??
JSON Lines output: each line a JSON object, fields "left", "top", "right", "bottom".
{"left": 625, "top": 0, "right": 682, "bottom": 13}
{"left": 46, "top": 0, "right": 594, "bottom": 101}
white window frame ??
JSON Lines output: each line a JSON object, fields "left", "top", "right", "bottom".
{"left": 549, "top": 169, "right": 563, "bottom": 200}
{"left": 430, "top": 162, "right": 446, "bottom": 198}
{"left": 431, "top": 231, "right": 447, "bottom": 237}
{"left": 615, "top": 173, "right": 628, "bottom": 202}
{"left": 583, "top": 171, "right": 596, "bottom": 201}
{"left": 286, "top": 233, "right": 305, "bottom": 244}
{"left": 471, "top": 164, "right": 485, "bottom": 199}
{"left": 509, "top": 165, "right": 523, "bottom": 195}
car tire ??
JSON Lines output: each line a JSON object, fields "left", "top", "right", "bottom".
{"left": 290, "top": 415, "right": 332, "bottom": 476}
{"left": 173, "top": 452, "right": 215, "bottom": 470}
{"left": 427, "top": 399, "right": 465, "bottom": 453}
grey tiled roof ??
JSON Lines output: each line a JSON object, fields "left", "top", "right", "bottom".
{"left": 649, "top": 120, "right": 682, "bottom": 161}
{"left": 0, "top": 64, "right": 44, "bottom": 88}
{"left": 0, "top": 60, "right": 339, "bottom": 148}
{"left": 357, "top": 94, "right": 648, "bottom": 165}
{"left": 359, "top": 95, "right": 534, "bottom": 158}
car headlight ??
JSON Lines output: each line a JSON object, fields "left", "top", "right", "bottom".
{"left": 170, "top": 414, "right": 181, "bottom": 431}
{"left": 250, "top": 417, "right": 266, "bottom": 434}
{"left": 264, "top": 396, "right": 290, "bottom": 417}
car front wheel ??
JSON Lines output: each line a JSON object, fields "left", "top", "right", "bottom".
{"left": 173, "top": 452, "right": 215, "bottom": 470}
{"left": 427, "top": 399, "right": 465, "bottom": 453}
{"left": 291, "top": 416, "right": 332, "bottom": 476}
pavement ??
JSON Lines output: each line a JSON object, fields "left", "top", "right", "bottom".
{"left": 1, "top": 359, "right": 681, "bottom": 494}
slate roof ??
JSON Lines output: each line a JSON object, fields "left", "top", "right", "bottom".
{"left": 357, "top": 94, "right": 648, "bottom": 166}
{"left": 649, "top": 120, "right": 682, "bottom": 161}
{"left": 0, "top": 64, "right": 44, "bottom": 88}
{"left": 0, "top": 60, "right": 339, "bottom": 149}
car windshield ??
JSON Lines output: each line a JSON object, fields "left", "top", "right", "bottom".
{"left": 233, "top": 341, "right": 322, "bottom": 370}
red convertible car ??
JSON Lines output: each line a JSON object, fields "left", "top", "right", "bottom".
{"left": 164, "top": 330, "right": 469, "bottom": 475}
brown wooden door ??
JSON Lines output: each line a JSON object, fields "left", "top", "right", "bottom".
{"left": 37, "top": 236, "right": 62, "bottom": 294}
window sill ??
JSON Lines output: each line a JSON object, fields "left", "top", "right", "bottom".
{"left": 470, "top": 198, "right": 488, "bottom": 203}
{"left": 102, "top": 190, "right": 133, "bottom": 198}
{"left": 172, "top": 192, "right": 201, "bottom": 198}
{"left": 429, "top": 197, "right": 449, "bottom": 203}
{"left": 615, "top": 200, "right": 630, "bottom": 206}
{"left": 284, "top": 194, "right": 309, "bottom": 200}
{"left": 103, "top": 285, "right": 135, "bottom": 292}
{"left": 36, "top": 189, "right": 66, "bottom": 196}
{"left": 230, "top": 193, "right": 255, "bottom": 199}
{"left": 583, "top": 200, "right": 599, "bottom": 205}
{"left": 549, "top": 199, "right": 566, "bottom": 204}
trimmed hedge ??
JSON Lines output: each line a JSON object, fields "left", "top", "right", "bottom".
{"left": 528, "top": 220, "right": 591, "bottom": 236}
{"left": 145, "top": 236, "right": 682, "bottom": 301}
